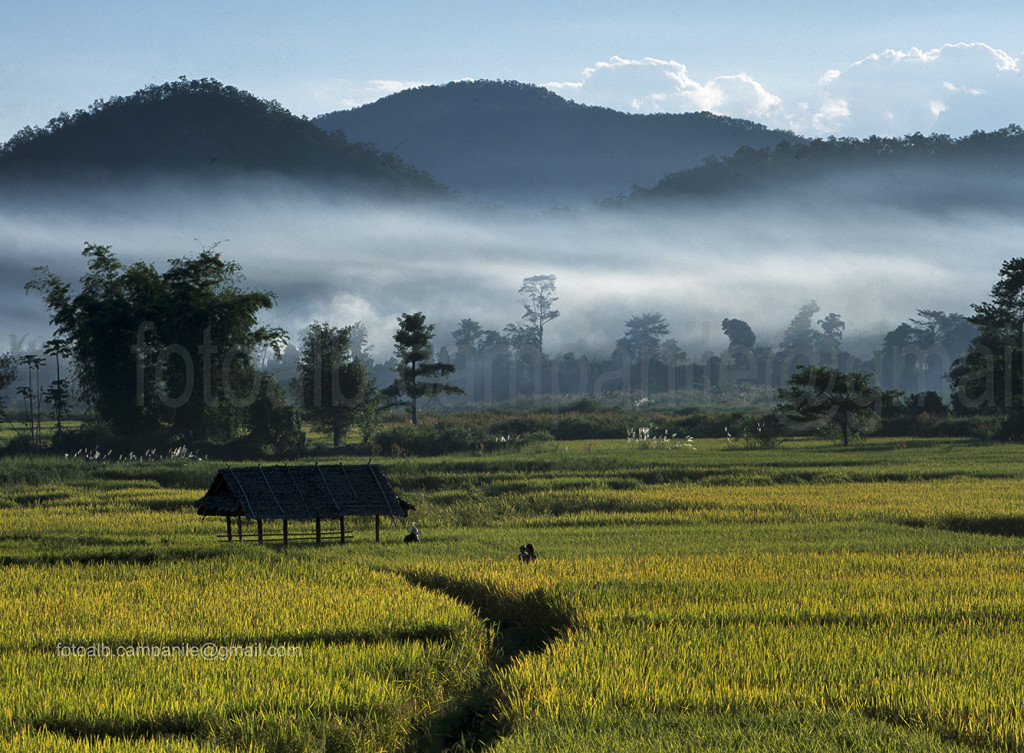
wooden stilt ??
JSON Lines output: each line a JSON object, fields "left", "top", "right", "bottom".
{"left": 283, "top": 519, "right": 288, "bottom": 546}
{"left": 340, "top": 516, "right": 346, "bottom": 545}
{"left": 375, "top": 515, "right": 380, "bottom": 543}
{"left": 257, "top": 518, "right": 264, "bottom": 544}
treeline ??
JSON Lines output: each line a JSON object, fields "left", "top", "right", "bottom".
{"left": 7, "top": 243, "right": 1021, "bottom": 459}
{"left": 334, "top": 302, "right": 975, "bottom": 412}
{"left": 628, "top": 126, "right": 1024, "bottom": 201}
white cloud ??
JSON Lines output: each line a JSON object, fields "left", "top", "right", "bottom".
{"left": 546, "top": 44, "right": 1023, "bottom": 138}
{"left": 545, "top": 56, "right": 785, "bottom": 124}
{"left": 801, "top": 42, "right": 1023, "bottom": 136}
{"left": 811, "top": 98, "right": 851, "bottom": 131}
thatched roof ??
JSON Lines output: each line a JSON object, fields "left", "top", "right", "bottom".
{"left": 196, "top": 464, "right": 405, "bottom": 520}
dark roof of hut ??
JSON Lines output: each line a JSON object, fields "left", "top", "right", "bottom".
{"left": 195, "top": 464, "right": 405, "bottom": 520}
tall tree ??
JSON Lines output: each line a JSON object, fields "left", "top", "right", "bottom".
{"left": 385, "top": 312, "right": 463, "bottom": 425}
{"left": 452, "top": 318, "right": 485, "bottom": 355}
{"left": 518, "top": 274, "right": 559, "bottom": 358}
{"left": 294, "top": 322, "right": 370, "bottom": 447}
{"left": 776, "top": 365, "right": 884, "bottom": 445}
{"left": 27, "top": 243, "right": 286, "bottom": 438}
{"left": 0, "top": 353, "right": 16, "bottom": 423}
{"left": 43, "top": 337, "right": 73, "bottom": 434}
{"left": 721, "top": 318, "right": 756, "bottom": 351}
{"left": 817, "top": 312, "right": 845, "bottom": 351}
{"left": 879, "top": 310, "right": 976, "bottom": 395}
{"left": 779, "top": 301, "right": 821, "bottom": 354}
{"left": 618, "top": 313, "right": 669, "bottom": 363}
{"left": 949, "top": 258, "right": 1024, "bottom": 412}
{"left": 721, "top": 318, "right": 760, "bottom": 382}
{"left": 17, "top": 354, "right": 45, "bottom": 446}
{"left": 502, "top": 323, "right": 537, "bottom": 354}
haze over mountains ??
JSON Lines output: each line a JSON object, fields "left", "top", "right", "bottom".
{"left": 2, "top": 76, "right": 1023, "bottom": 364}
{"left": 312, "top": 80, "right": 800, "bottom": 208}
{"left": 5, "top": 76, "right": 1021, "bottom": 214}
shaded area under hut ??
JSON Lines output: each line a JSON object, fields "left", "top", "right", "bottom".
{"left": 195, "top": 464, "right": 411, "bottom": 544}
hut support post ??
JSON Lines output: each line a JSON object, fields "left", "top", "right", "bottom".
{"left": 315, "top": 517, "right": 321, "bottom": 545}
{"left": 257, "top": 519, "right": 264, "bottom": 544}
{"left": 226, "top": 516, "right": 232, "bottom": 542}
{"left": 375, "top": 516, "right": 380, "bottom": 543}
{"left": 283, "top": 519, "right": 288, "bottom": 546}
{"left": 340, "top": 516, "right": 346, "bottom": 545}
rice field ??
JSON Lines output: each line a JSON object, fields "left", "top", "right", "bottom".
{"left": 1, "top": 436, "right": 1023, "bottom": 751}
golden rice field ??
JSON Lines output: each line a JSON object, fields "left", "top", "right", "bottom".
{"left": 1, "top": 436, "right": 1023, "bottom": 751}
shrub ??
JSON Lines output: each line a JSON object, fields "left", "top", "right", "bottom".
{"left": 373, "top": 424, "right": 480, "bottom": 456}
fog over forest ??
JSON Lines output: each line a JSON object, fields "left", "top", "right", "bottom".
{"left": 2, "top": 176, "right": 1019, "bottom": 363}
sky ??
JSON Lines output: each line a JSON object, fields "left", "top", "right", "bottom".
{"left": 3, "top": 0, "right": 1023, "bottom": 144}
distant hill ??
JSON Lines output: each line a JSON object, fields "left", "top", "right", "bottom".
{"left": 0, "top": 78, "right": 447, "bottom": 197}
{"left": 313, "top": 80, "right": 801, "bottom": 208}
{"left": 624, "top": 128, "right": 1024, "bottom": 212}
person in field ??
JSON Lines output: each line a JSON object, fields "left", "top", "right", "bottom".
{"left": 405, "top": 522, "right": 420, "bottom": 543}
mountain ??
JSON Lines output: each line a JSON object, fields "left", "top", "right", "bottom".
{"left": 313, "top": 80, "right": 801, "bottom": 208}
{"left": 0, "top": 78, "right": 447, "bottom": 197}
{"left": 623, "top": 127, "right": 1024, "bottom": 213}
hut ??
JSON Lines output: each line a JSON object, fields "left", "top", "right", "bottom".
{"left": 195, "top": 463, "right": 410, "bottom": 544}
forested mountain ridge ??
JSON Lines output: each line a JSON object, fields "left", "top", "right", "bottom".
{"left": 313, "top": 79, "right": 801, "bottom": 207}
{"left": 0, "top": 78, "right": 447, "bottom": 196}
{"left": 625, "top": 126, "right": 1024, "bottom": 210}
{"left": 4, "top": 76, "right": 1022, "bottom": 212}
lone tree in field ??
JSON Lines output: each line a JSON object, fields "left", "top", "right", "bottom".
{"left": 518, "top": 274, "right": 559, "bottom": 358}
{"left": 385, "top": 312, "right": 463, "bottom": 425}
{"left": 776, "top": 365, "right": 884, "bottom": 446}
{"left": 294, "top": 322, "right": 373, "bottom": 447}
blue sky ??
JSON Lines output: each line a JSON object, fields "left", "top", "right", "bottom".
{"left": 3, "top": 1, "right": 1023, "bottom": 142}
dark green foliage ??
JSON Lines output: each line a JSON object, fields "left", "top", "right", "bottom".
{"left": 245, "top": 373, "right": 306, "bottom": 458}
{"left": 618, "top": 312, "right": 669, "bottom": 363}
{"left": 776, "top": 365, "right": 887, "bottom": 445}
{"left": 294, "top": 322, "right": 371, "bottom": 447}
{"left": 27, "top": 243, "right": 286, "bottom": 440}
{"left": 0, "top": 77, "right": 446, "bottom": 196}
{"left": 721, "top": 318, "right": 756, "bottom": 351}
{"left": 949, "top": 258, "right": 1024, "bottom": 414}
{"left": 374, "top": 423, "right": 480, "bottom": 456}
{"left": 626, "top": 126, "right": 1024, "bottom": 216}
{"left": 42, "top": 338, "right": 73, "bottom": 433}
{"left": 385, "top": 313, "right": 463, "bottom": 426}
{"left": 0, "top": 353, "right": 17, "bottom": 420}
{"left": 878, "top": 311, "right": 976, "bottom": 396}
